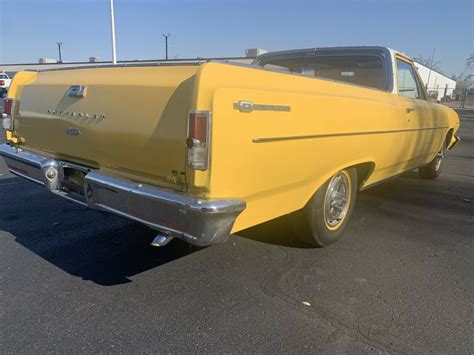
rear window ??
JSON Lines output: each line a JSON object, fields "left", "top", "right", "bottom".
{"left": 257, "top": 54, "right": 387, "bottom": 91}
{"left": 0, "top": 74, "right": 8, "bottom": 79}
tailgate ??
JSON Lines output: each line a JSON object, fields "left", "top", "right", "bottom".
{"left": 13, "top": 65, "right": 198, "bottom": 189}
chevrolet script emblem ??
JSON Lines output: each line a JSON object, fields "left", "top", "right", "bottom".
{"left": 67, "top": 85, "right": 86, "bottom": 98}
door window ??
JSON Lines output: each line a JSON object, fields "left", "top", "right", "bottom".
{"left": 396, "top": 59, "right": 424, "bottom": 99}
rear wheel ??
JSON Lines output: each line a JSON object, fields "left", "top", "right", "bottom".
{"left": 418, "top": 149, "right": 444, "bottom": 179}
{"left": 298, "top": 168, "right": 357, "bottom": 247}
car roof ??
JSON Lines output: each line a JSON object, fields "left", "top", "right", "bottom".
{"left": 255, "top": 46, "right": 411, "bottom": 63}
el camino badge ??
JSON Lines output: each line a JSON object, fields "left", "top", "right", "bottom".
{"left": 233, "top": 100, "right": 291, "bottom": 113}
{"left": 67, "top": 85, "right": 87, "bottom": 98}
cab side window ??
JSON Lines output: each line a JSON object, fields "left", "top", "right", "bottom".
{"left": 396, "top": 59, "right": 424, "bottom": 99}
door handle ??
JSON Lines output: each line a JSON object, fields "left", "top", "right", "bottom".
{"left": 405, "top": 107, "right": 416, "bottom": 114}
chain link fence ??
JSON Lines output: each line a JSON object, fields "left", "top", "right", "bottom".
{"left": 443, "top": 87, "right": 474, "bottom": 111}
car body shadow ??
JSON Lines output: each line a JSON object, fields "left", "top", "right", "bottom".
{"left": 238, "top": 211, "right": 314, "bottom": 248}
{"left": 0, "top": 176, "right": 203, "bottom": 286}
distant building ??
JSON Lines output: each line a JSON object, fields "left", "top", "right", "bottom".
{"left": 414, "top": 62, "right": 456, "bottom": 101}
{"left": 38, "top": 58, "right": 57, "bottom": 64}
{"left": 246, "top": 48, "right": 268, "bottom": 58}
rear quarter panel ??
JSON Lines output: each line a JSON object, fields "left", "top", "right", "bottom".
{"left": 193, "top": 63, "right": 410, "bottom": 232}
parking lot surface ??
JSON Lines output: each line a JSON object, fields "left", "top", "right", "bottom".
{"left": 0, "top": 108, "right": 473, "bottom": 353}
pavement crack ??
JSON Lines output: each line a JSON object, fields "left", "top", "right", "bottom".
{"left": 259, "top": 247, "right": 414, "bottom": 354}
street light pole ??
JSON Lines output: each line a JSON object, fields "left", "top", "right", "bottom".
{"left": 56, "top": 42, "right": 63, "bottom": 63}
{"left": 110, "top": 0, "right": 117, "bottom": 65}
{"left": 163, "top": 33, "right": 170, "bottom": 60}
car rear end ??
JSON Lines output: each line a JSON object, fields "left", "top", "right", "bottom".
{"left": 0, "top": 64, "right": 245, "bottom": 246}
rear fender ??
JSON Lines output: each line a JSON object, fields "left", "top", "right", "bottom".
{"left": 302, "top": 159, "right": 376, "bottom": 207}
{"left": 6, "top": 71, "right": 38, "bottom": 101}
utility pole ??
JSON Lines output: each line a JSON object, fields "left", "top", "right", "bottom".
{"left": 426, "top": 48, "right": 436, "bottom": 90}
{"left": 163, "top": 33, "right": 170, "bottom": 60}
{"left": 110, "top": 0, "right": 117, "bottom": 65}
{"left": 57, "top": 42, "right": 63, "bottom": 63}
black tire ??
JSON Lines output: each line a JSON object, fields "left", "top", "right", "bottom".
{"left": 418, "top": 150, "right": 444, "bottom": 179}
{"left": 297, "top": 168, "right": 357, "bottom": 247}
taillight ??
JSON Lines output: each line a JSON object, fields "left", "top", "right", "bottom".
{"left": 0, "top": 80, "right": 5, "bottom": 86}
{"left": 2, "top": 99, "right": 14, "bottom": 130}
{"left": 186, "top": 110, "right": 210, "bottom": 170}
{"left": 3, "top": 99, "right": 13, "bottom": 115}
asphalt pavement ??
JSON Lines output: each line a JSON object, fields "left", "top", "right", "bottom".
{"left": 0, "top": 109, "right": 473, "bottom": 353}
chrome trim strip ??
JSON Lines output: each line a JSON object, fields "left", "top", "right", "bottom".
{"left": 253, "top": 126, "right": 449, "bottom": 143}
{"left": 360, "top": 170, "right": 407, "bottom": 191}
{"left": 31, "top": 61, "right": 205, "bottom": 72}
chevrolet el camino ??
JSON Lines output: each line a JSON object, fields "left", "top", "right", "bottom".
{"left": 0, "top": 46, "right": 460, "bottom": 247}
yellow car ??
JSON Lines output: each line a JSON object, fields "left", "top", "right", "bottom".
{"left": 0, "top": 46, "right": 460, "bottom": 247}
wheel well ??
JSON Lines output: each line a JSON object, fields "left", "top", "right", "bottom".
{"left": 353, "top": 162, "right": 375, "bottom": 190}
{"left": 445, "top": 129, "right": 454, "bottom": 149}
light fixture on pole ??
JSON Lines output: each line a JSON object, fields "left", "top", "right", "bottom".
{"left": 110, "top": 0, "right": 117, "bottom": 65}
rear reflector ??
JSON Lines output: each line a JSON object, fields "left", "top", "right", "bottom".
{"left": 187, "top": 111, "right": 210, "bottom": 170}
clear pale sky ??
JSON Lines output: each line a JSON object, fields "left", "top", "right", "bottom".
{"left": 0, "top": 0, "right": 472, "bottom": 76}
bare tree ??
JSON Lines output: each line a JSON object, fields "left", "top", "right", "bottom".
{"left": 466, "top": 54, "right": 474, "bottom": 72}
{"left": 413, "top": 55, "right": 441, "bottom": 71}
{"left": 456, "top": 54, "right": 474, "bottom": 89}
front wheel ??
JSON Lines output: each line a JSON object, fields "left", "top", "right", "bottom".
{"left": 297, "top": 168, "right": 357, "bottom": 247}
{"left": 418, "top": 150, "right": 444, "bottom": 179}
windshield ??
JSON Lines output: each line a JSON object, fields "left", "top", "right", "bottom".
{"left": 256, "top": 54, "right": 387, "bottom": 91}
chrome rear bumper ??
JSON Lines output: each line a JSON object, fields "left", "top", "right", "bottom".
{"left": 0, "top": 143, "right": 245, "bottom": 246}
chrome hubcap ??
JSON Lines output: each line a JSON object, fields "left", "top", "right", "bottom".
{"left": 324, "top": 173, "right": 350, "bottom": 228}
